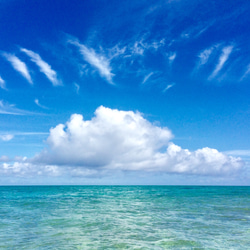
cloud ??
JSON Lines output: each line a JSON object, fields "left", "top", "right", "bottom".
{"left": 74, "top": 83, "right": 80, "bottom": 94}
{"left": 131, "top": 39, "right": 165, "bottom": 56}
{"left": 142, "top": 72, "right": 154, "bottom": 84}
{"left": 69, "top": 40, "right": 114, "bottom": 84}
{"left": 0, "top": 76, "right": 7, "bottom": 90}
{"left": 0, "top": 155, "right": 9, "bottom": 162}
{"left": 240, "top": 64, "right": 250, "bottom": 81}
{"left": 34, "top": 99, "right": 48, "bottom": 109}
{"left": 209, "top": 45, "right": 233, "bottom": 80}
{"left": 2, "top": 52, "right": 32, "bottom": 84}
{"left": 168, "top": 52, "right": 176, "bottom": 64}
{"left": 0, "top": 161, "right": 60, "bottom": 177}
{"left": 21, "top": 48, "right": 61, "bottom": 86}
{"left": 29, "top": 106, "right": 243, "bottom": 177}
{"left": 224, "top": 150, "right": 250, "bottom": 159}
{"left": 163, "top": 83, "right": 175, "bottom": 92}
{"left": 198, "top": 47, "right": 214, "bottom": 67}
{"left": 0, "top": 100, "right": 35, "bottom": 115}
{"left": 0, "top": 134, "right": 14, "bottom": 141}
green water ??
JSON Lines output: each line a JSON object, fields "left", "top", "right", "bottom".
{"left": 0, "top": 186, "right": 249, "bottom": 249}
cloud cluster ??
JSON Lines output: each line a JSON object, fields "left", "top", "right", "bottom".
{"left": 23, "top": 106, "right": 243, "bottom": 177}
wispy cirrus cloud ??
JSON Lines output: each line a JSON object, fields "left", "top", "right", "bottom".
{"left": 21, "top": 48, "right": 61, "bottom": 86}
{"left": 69, "top": 39, "right": 114, "bottom": 84}
{"left": 198, "top": 47, "right": 214, "bottom": 67}
{"left": 209, "top": 45, "right": 233, "bottom": 80}
{"left": 142, "top": 72, "right": 154, "bottom": 84}
{"left": 0, "top": 100, "right": 34, "bottom": 115}
{"left": 0, "top": 76, "right": 7, "bottom": 90}
{"left": 131, "top": 39, "right": 165, "bottom": 56}
{"left": 34, "top": 99, "right": 49, "bottom": 109}
{"left": 74, "top": 83, "right": 80, "bottom": 94}
{"left": 240, "top": 64, "right": 250, "bottom": 81}
{"left": 163, "top": 83, "right": 175, "bottom": 93}
{"left": 2, "top": 52, "right": 32, "bottom": 84}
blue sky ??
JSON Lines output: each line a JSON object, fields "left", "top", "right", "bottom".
{"left": 0, "top": 0, "right": 249, "bottom": 185}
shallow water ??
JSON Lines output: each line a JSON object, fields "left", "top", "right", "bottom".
{"left": 0, "top": 186, "right": 249, "bottom": 249}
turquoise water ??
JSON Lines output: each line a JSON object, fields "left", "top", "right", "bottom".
{"left": 0, "top": 186, "right": 249, "bottom": 249}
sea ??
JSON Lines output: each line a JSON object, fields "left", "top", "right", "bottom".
{"left": 0, "top": 185, "right": 249, "bottom": 249}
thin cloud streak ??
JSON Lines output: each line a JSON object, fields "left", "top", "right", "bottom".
{"left": 2, "top": 52, "right": 32, "bottom": 84}
{"left": 21, "top": 48, "right": 61, "bottom": 86}
{"left": 69, "top": 40, "right": 114, "bottom": 84}
{"left": 142, "top": 72, "right": 154, "bottom": 84}
{"left": 0, "top": 76, "right": 7, "bottom": 90}
{"left": 240, "top": 64, "right": 250, "bottom": 81}
{"left": 34, "top": 99, "right": 49, "bottom": 109}
{"left": 74, "top": 83, "right": 80, "bottom": 94}
{"left": 209, "top": 46, "right": 233, "bottom": 80}
{"left": 0, "top": 100, "right": 37, "bottom": 115}
{"left": 163, "top": 83, "right": 175, "bottom": 92}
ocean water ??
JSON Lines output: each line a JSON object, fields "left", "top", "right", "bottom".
{"left": 0, "top": 186, "right": 249, "bottom": 249}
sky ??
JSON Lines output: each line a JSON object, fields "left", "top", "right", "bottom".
{"left": 0, "top": 0, "right": 249, "bottom": 185}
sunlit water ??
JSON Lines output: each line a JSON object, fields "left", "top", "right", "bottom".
{"left": 0, "top": 186, "right": 249, "bottom": 249}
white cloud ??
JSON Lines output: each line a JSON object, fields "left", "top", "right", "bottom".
{"left": 74, "top": 83, "right": 80, "bottom": 94}
{"left": 131, "top": 39, "right": 165, "bottom": 56}
{"left": 0, "top": 76, "right": 7, "bottom": 90}
{"left": 198, "top": 47, "right": 214, "bottom": 67}
{"left": 142, "top": 72, "right": 154, "bottom": 84}
{"left": 240, "top": 64, "right": 250, "bottom": 81}
{"left": 168, "top": 52, "right": 176, "bottom": 64}
{"left": 34, "top": 99, "right": 48, "bottom": 109}
{"left": 0, "top": 100, "right": 34, "bottom": 115}
{"left": 2, "top": 52, "right": 32, "bottom": 84}
{"left": 0, "top": 161, "right": 60, "bottom": 177}
{"left": 0, "top": 100, "right": 23, "bottom": 115}
{"left": 69, "top": 40, "right": 114, "bottom": 84}
{"left": 163, "top": 83, "right": 175, "bottom": 92}
{"left": 209, "top": 45, "right": 233, "bottom": 80}
{"left": 0, "top": 134, "right": 14, "bottom": 141}
{"left": 30, "top": 106, "right": 243, "bottom": 177}
{"left": 21, "top": 48, "right": 61, "bottom": 86}
{"left": 224, "top": 150, "right": 250, "bottom": 158}
{"left": 0, "top": 155, "right": 9, "bottom": 162}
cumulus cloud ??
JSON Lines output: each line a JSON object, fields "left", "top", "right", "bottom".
{"left": 0, "top": 76, "right": 7, "bottom": 90}
{"left": 2, "top": 52, "right": 32, "bottom": 84}
{"left": 209, "top": 45, "right": 233, "bottom": 80}
{"left": 28, "top": 106, "right": 243, "bottom": 177}
{"left": 0, "top": 161, "right": 60, "bottom": 177}
{"left": 69, "top": 40, "right": 114, "bottom": 84}
{"left": 21, "top": 48, "right": 61, "bottom": 86}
